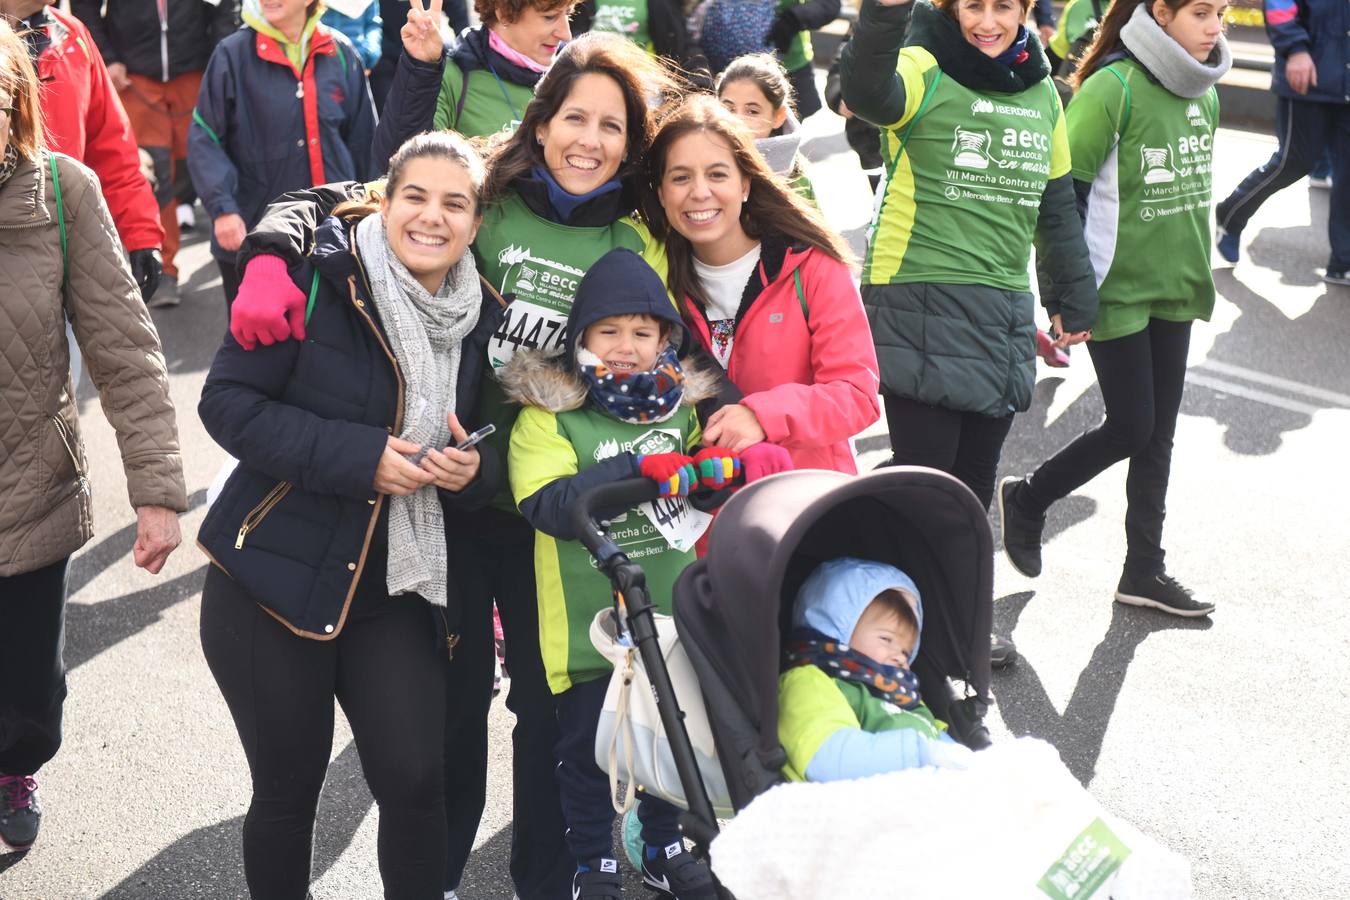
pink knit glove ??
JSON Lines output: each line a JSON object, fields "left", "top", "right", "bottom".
{"left": 230, "top": 255, "right": 307, "bottom": 350}
{"left": 740, "top": 442, "right": 793, "bottom": 483}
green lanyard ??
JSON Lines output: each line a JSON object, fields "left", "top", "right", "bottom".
{"left": 49, "top": 153, "right": 68, "bottom": 291}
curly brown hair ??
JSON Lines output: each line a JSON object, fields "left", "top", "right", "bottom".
{"left": 475, "top": 0, "right": 579, "bottom": 29}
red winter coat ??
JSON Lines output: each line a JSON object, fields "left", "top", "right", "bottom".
{"left": 683, "top": 243, "right": 881, "bottom": 474}
{"left": 35, "top": 7, "right": 163, "bottom": 253}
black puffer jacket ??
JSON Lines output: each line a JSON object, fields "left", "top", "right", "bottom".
{"left": 199, "top": 214, "right": 504, "bottom": 639}
{"left": 70, "top": 0, "right": 240, "bottom": 80}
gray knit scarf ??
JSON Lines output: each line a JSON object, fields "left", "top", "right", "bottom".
{"left": 1120, "top": 3, "right": 1231, "bottom": 98}
{"left": 355, "top": 213, "right": 482, "bottom": 608}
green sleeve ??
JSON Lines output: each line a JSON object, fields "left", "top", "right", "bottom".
{"left": 791, "top": 158, "right": 818, "bottom": 209}
{"left": 508, "top": 405, "right": 577, "bottom": 510}
{"left": 433, "top": 60, "right": 464, "bottom": 132}
{"left": 1048, "top": 88, "right": 1073, "bottom": 180}
{"left": 777, "top": 666, "right": 861, "bottom": 782}
{"left": 1066, "top": 67, "right": 1127, "bottom": 183}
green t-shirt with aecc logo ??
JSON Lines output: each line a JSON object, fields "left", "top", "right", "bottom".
{"left": 433, "top": 59, "right": 533, "bottom": 139}
{"left": 864, "top": 46, "right": 1072, "bottom": 291}
{"left": 470, "top": 191, "right": 669, "bottom": 510}
{"left": 1069, "top": 59, "right": 1219, "bottom": 342}
{"left": 590, "top": 0, "right": 651, "bottom": 50}
{"left": 510, "top": 403, "right": 701, "bottom": 693}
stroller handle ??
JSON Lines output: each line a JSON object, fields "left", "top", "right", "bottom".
{"left": 572, "top": 478, "right": 661, "bottom": 565}
{"left": 572, "top": 477, "right": 735, "bottom": 565}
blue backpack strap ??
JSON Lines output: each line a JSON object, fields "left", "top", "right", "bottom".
{"left": 48, "top": 152, "right": 68, "bottom": 292}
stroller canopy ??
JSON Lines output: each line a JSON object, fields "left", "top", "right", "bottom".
{"left": 674, "top": 467, "right": 993, "bottom": 808}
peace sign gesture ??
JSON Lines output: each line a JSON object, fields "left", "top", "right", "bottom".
{"left": 403, "top": 0, "right": 446, "bottom": 64}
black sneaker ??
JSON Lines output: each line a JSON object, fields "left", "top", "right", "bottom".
{"left": 1322, "top": 268, "right": 1350, "bottom": 287}
{"left": 998, "top": 477, "right": 1045, "bottom": 578}
{"left": 0, "top": 774, "right": 40, "bottom": 851}
{"left": 1115, "top": 572, "right": 1214, "bottom": 617}
{"left": 573, "top": 858, "right": 623, "bottom": 899}
{"left": 991, "top": 633, "right": 1018, "bottom": 669}
{"left": 641, "top": 841, "right": 716, "bottom": 899}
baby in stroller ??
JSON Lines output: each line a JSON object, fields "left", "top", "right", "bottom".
{"left": 779, "top": 558, "right": 971, "bottom": 782}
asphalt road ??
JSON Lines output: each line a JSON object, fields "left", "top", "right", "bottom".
{"left": 2, "top": 103, "right": 1348, "bottom": 900}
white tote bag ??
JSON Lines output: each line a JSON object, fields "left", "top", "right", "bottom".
{"left": 590, "top": 608, "right": 734, "bottom": 818}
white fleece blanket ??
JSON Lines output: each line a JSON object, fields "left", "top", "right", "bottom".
{"left": 709, "top": 738, "right": 1190, "bottom": 900}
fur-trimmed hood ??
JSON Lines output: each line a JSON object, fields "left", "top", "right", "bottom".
{"left": 499, "top": 348, "right": 722, "bottom": 414}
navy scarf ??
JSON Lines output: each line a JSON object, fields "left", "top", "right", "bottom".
{"left": 994, "top": 26, "right": 1030, "bottom": 67}
{"left": 531, "top": 165, "right": 624, "bottom": 224}
{"left": 783, "top": 627, "right": 923, "bottom": 709}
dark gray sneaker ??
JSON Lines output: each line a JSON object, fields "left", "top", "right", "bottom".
{"left": 998, "top": 477, "right": 1045, "bottom": 578}
{"left": 1115, "top": 572, "right": 1214, "bottom": 617}
{"left": 573, "top": 858, "right": 623, "bottom": 900}
{"left": 642, "top": 841, "right": 716, "bottom": 899}
{"left": 0, "top": 774, "right": 40, "bottom": 851}
{"left": 991, "top": 633, "right": 1018, "bottom": 669}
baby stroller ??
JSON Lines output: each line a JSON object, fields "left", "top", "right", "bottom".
{"left": 573, "top": 467, "right": 994, "bottom": 892}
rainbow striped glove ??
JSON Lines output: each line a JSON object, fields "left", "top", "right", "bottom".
{"left": 692, "top": 447, "right": 742, "bottom": 489}
{"left": 636, "top": 453, "right": 697, "bottom": 498}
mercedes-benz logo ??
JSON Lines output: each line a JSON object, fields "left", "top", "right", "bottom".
{"left": 1140, "top": 207, "right": 1155, "bottom": 222}
{"left": 944, "top": 185, "right": 962, "bottom": 201}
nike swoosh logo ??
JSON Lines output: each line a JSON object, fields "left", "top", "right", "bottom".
{"left": 646, "top": 871, "right": 671, "bottom": 892}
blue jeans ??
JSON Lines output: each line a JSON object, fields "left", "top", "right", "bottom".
{"left": 1216, "top": 95, "right": 1350, "bottom": 271}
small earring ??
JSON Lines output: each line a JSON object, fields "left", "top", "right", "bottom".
{"left": 742, "top": 195, "right": 749, "bottom": 202}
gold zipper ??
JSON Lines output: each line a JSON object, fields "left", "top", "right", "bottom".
{"left": 234, "top": 481, "right": 292, "bottom": 550}
{"left": 348, "top": 246, "right": 405, "bottom": 434}
{"left": 50, "top": 413, "right": 89, "bottom": 494}
{"left": 436, "top": 608, "right": 461, "bottom": 661}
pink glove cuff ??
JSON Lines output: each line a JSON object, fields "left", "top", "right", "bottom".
{"left": 246, "top": 254, "right": 289, "bottom": 278}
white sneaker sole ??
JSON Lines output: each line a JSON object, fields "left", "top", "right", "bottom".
{"left": 1114, "top": 590, "right": 1214, "bottom": 617}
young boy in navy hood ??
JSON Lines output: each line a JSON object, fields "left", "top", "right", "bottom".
{"left": 501, "top": 248, "right": 731, "bottom": 898}
{"left": 778, "top": 557, "right": 972, "bottom": 782}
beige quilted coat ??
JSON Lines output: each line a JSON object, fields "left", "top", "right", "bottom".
{"left": 0, "top": 152, "right": 187, "bottom": 577}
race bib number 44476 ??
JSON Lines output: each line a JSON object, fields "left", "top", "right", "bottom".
{"left": 640, "top": 496, "right": 712, "bottom": 554}
{"left": 489, "top": 300, "right": 569, "bottom": 370}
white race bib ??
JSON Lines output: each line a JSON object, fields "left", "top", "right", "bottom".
{"left": 639, "top": 496, "right": 712, "bottom": 554}
{"left": 488, "top": 299, "right": 570, "bottom": 369}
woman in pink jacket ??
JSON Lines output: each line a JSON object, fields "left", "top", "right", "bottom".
{"left": 641, "top": 94, "right": 880, "bottom": 473}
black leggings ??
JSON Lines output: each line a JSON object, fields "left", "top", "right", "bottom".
{"left": 882, "top": 395, "right": 1015, "bottom": 511}
{"left": 441, "top": 516, "right": 571, "bottom": 899}
{"left": 0, "top": 557, "right": 70, "bottom": 777}
{"left": 199, "top": 567, "right": 448, "bottom": 900}
{"left": 1021, "top": 318, "right": 1192, "bottom": 577}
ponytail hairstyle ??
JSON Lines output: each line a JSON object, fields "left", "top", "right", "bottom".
{"left": 1073, "top": 0, "right": 1199, "bottom": 89}
{"left": 334, "top": 131, "right": 487, "bottom": 220}
{"left": 482, "top": 32, "right": 683, "bottom": 206}
{"left": 0, "top": 19, "right": 45, "bottom": 160}
{"left": 716, "top": 53, "right": 794, "bottom": 134}
{"left": 640, "top": 95, "right": 854, "bottom": 314}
